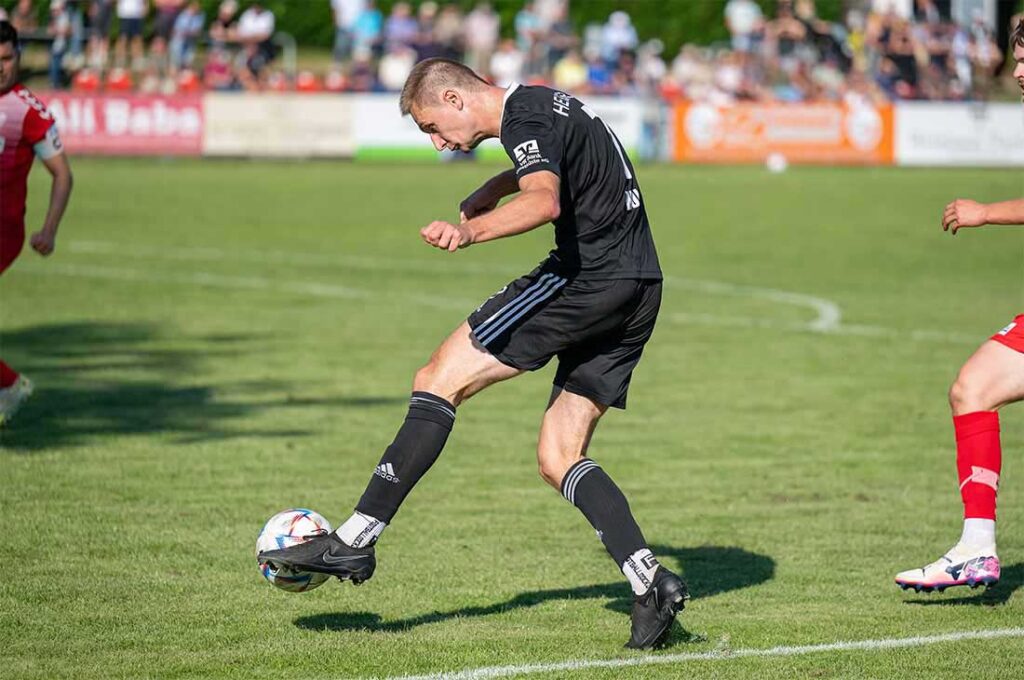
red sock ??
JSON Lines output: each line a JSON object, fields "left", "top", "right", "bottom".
{"left": 954, "top": 411, "right": 1001, "bottom": 520}
{"left": 0, "top": 361, "right": 18, "bottom": 389}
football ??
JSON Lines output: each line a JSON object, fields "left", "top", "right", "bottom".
{"left": 256, "top": 508, "right": 333, "bottom": 592}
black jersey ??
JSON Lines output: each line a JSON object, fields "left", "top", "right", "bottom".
{"left": 499, "top": 84, "right": 662, "bottom": 281}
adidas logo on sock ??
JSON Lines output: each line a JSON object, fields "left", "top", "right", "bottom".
{"left": 374, "top": 462, "right": 400, "bottom": 484}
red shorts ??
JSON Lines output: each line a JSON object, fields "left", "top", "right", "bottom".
{"left": 0, "top": 225, "right": 25, "bottom": 274}
{"left": 991, "top": 315, "right": 1024, "bottom": 353}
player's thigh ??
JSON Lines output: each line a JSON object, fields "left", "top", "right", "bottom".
{"left": 952, "top": 339, "right": 1024, "bottom": 412}
{"left": 555, "top": 280, "right": 662, "bottom": 410}
{"left": 414, "top": 321, "right": 522, "bottom": 405}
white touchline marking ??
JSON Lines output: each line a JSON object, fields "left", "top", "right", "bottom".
{"left": 381, "top": 628, "right": 1024, "bottom": 680}
{"left": 42, "top": 240, "right": 976, "bottom": 344}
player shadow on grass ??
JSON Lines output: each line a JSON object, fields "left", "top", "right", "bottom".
{"left": 0, "top": 322, "right": 406, "bottom": 452}
{"left": 294, "top": 545, "right": 774, "bottom": 645}
{"left": 902, "top": 562, "right": 1024, "bottom": 607}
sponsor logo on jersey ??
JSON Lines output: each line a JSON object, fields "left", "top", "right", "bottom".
{"left": 512, "top": 139, "right": 548, "bottom": 172}
{"left": 553, "top": 91, "right": 572, "bottom": 117}
{"left": 624, "top": 188, "right": 641, "bottom": 211}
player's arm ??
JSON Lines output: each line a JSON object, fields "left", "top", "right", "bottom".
{"left": 30, "top": 149, "right": 73, "bottom": 257}
{"left": 421, "top": 171, "right": 560, "bottom": 252}
{"left": 943, "top": 198, "right": 1024, "bottom": 234}
{"left": 459, "top": 168, "right": 520, "bottom": 222}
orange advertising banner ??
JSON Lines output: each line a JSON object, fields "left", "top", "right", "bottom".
{"left": 673, "top": 102, "right": 894, "bottom": 165}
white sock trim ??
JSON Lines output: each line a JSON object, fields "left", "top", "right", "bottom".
{"left": 335, "top": 511, "right": 386, "bottom": 548}
{"left": 958, "top": 518, "right": 996, "bottom": 554}
{"left": 622, "top": 548, "right": 659, "bottom": 596}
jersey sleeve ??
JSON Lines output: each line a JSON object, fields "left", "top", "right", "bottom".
{"left": 501, "top": 107, "right": 563, "bottom": 180}
{"left": 21, "top": 91, "right": 58, "bottom": 147}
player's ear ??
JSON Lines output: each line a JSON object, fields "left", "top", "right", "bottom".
{"left": 443, "top": 89, "right": 463, "bottom": 111}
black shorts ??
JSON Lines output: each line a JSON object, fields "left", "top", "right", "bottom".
{"left": 467, "top": 262, "right": 662, "bottom": 409}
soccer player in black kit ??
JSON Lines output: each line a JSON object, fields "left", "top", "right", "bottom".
{"left": 260, "top": 58, "right": 686, "bottom": 649}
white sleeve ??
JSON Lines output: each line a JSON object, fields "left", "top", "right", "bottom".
{"left": 33, "top": 124, "right": 64, "bottom": 160}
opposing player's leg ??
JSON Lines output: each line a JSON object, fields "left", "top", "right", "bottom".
{"left": 538, "top": 387, "right": 687, "bottom": 649}
{"left": 0, "top": 228, "right": 32, "bottom": 428}
{"left": 896, "top": 332, "right": 1024, "bottom": 592}
{"left": 259, "top": 321, "right": 521, "bottom": 581}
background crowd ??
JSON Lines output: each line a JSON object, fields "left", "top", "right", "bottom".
{"left": 1, "top": 0, "right": 1021, "bottom": 102}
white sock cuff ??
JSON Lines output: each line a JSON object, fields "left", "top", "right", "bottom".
{"left": 622, "top": 548, "right": 659, "bottom": 596}
{"left": 335, "top": 511, "right": 387, "bottom": 548}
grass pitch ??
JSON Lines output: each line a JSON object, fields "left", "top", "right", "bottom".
{"left": 2, "top": 159, "right": 1023, "bottom": 679}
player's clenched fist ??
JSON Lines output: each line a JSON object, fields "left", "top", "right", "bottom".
{"left": 29, "top": 229, "right": 56, "bottom": 256}
{"left": 420, "top": 220, "right": 474, "bottom": 252}
{"left": 942, "top": 199, "right": 987, "bottom": 234}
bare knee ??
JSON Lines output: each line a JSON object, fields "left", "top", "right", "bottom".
{"left": 537, "top": 445, "right": 584, "bottom": 490}
{"left": 949, "top": 372, "right": 996, "bottom": 415}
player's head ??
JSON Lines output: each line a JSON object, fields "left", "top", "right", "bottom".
{"left": 1012, "top": 18, "right": 1024, "bottom": 94}
{"left": 0, "top": 21, "right": 20, "bottom": 92}
{"left": 400, "top": 58, "right": 493, "bottom": 153}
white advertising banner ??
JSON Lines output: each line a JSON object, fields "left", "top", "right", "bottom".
{"left": 203, "top": 93, "right": 354, "bottom": 157}
{"left": 895, "top": 102, "right": 1024, "bottom": 166}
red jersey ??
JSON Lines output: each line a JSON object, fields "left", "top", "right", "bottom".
{"left": 0, "top": 84, "right": 60, "bottom": 231}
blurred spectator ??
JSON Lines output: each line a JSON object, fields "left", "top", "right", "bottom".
{"left": 489, "top": 38, "right": 524, "bottom": 87}
{"left": 115, "top": 0, "right": 148, "bottom": 70}
{"left": 48, "top": 0, "right": 72, "bottom": 87}
{"left": 332, "top": 0, "right": 363, "bottom": 63}
{"left": 169, "top": 0, "right": 204, "bottom": 73}
{"left": 203, "top": 46, "right": 235, "bottom": 90}
{"left": 585, "top": 45, "right": 612, "bottom": 93}
{"left": 411, "top": 0, "right": 441, "bottom": 60}
{"left": 65, "top": 0, "right": 84, "bottom": 66}
{"left": 87, "top": 0, "right": 114, "bottom": 69}
{"left": 11, "top": 0, "right": 38, "bottom": 35}
{"left": 208, "top": 0, "right": 237, "bottom": 50}
{"left": 724, "top": 0, "right": 764, "bottom": 54}
{"left": 348, "top": 47, "right": 377, "bottom": 91}
{"left": 514, "top": 0, "right": 542, "bottom": 75}
{"left": 151, "top": 0, "right": 185, "bottom": 73}
{"left": 600, "top": 11, "right": 638, "bottom": 66}
{"left": 462, "top": 1, "right": 498, "bottom": 75}
{"left": 765, "top": 0, "right": 809, "bottom": 74}
{"left": 235, "top": 1, "right": 275, "bottom": 90}
{"left": 433, "top": 3, "right": 463, "bottom": 60}
{"left": 384, "top": 1, "right": 416, "bottom": 50}
{"left": 545, "top": 2, "right": 576, "bottom": 70}
{"left": 352, "top": 0, "right": 382, "bottom": 57}
{"left": 552, "top": 48, "right": 586, "bottom": 92}
{"left": 378, "top": 41, "right": 415, "bottom": 91}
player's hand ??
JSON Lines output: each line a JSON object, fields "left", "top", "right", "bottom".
{"left": 29, "top": 229, "right": 56, "bottom": 256}
{"left": 942, "top": 199, "right": 988, "bottom": 235}
{"left": 459, "top": 190, "right": 499, "bottom": 223}
{"left": 420, "top": 220, "right": 474, "bottom": 252}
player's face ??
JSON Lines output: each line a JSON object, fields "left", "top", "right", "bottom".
{"left": 0, "top": 42, "right": 19, "bottom": 92}
{"left": 1014, "top": 43, "right": 1024, "bottom": 94}
{"left": 412, "top": 98, "right": 484, "bottom": 153}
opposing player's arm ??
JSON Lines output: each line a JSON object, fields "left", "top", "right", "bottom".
{"left": 943, "top": 198, "right": 1024, "bottom": 234}
{"left": 29, "top": 145, "right": 73, "bottom": 256}
{"left": 421, "top": 171, "right": 560, "bottom": 252}
{"left": 460, "top": 169, "right": 520, "bottom": 222}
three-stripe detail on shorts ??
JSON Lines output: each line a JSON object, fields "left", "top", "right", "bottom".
{"left": 474, "top": 273, "right": 567, "bottom": 347}
{"left": 561, "top": 459, "right": 600, "bottom": 505}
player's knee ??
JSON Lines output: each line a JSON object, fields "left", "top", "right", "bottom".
{"left": 949, "top": 371, "right": 996, "bottom": 415}
{"left": 536, "top": 449, "right": 566, "bottom": 489}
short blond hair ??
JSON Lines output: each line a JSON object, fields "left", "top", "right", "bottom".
{"left": 399, "top": 58, "right": 489, "bottom": 116}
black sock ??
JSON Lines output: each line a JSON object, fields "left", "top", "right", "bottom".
{"left": 355, "top": 392, "right": 456, "bottom": 523}
{"left": 561, "top": 457, "right": 650, "bottom": 569}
